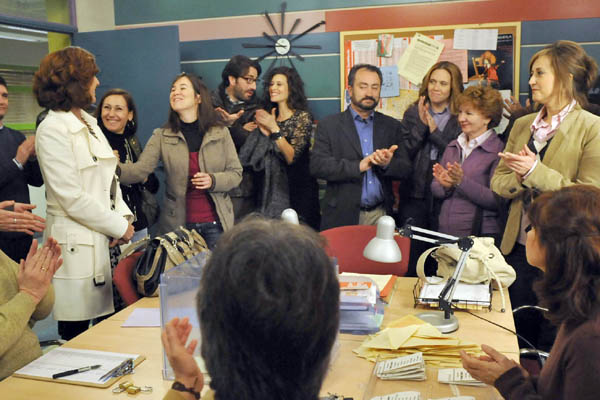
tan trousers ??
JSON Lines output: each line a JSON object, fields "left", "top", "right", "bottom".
{"left": 358, "top": 206, "right": 386, "bottom": 226}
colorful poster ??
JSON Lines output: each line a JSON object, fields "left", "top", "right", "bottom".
{"left": 466, "top": 34, "right": 514, "bottom": 91}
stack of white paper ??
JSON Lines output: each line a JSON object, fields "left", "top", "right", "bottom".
{"left": 376, "top": 352, "right": 426, "bottom": 381}
{"left": 371, "top": 391, "right": 421, "bottom": 400}
{"left": 437, "top": 368, "right": 485, "bottom": 386}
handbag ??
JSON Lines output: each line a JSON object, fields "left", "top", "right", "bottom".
{"left": 120, "top": 227, "right": 209, "bottom": 297}
{"left": 416, "top": 236, "right": 516, "bottom": 311}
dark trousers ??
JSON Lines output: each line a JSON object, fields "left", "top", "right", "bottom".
{"left": 0, "top": 235, "right": 33, "bottom": 263}
{"left": 186, "top": 221, "right": 223, "bottom": 250}
{"left": 58, "top": 320, "right": 90, "bottom": 341}
{"left": 506, "top": 244, "right": 557, "bottom": 352}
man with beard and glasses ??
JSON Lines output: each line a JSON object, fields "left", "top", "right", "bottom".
{"left": 211, "top": 55, "right": 262, "bottom": 221}
{"left": 310, "top": 64, "right": 411, "bottom": 230}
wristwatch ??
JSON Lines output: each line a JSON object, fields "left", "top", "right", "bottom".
{"left": 270, "top": 130, "right": 283, "bottom": 141}
{"left": 171, "top": 381, "right": 201, "bottom": 399}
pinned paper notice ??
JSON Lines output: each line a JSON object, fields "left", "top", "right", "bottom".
{"left": 397, "top": 33, "right": 445, "bottom": 85}
{"left": 380, "top": 66, "right": 400, "bottom": 98}
{"left": 453, "top": 29, "right": 498, "bottom": 50}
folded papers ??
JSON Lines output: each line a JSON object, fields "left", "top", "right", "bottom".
{"left": 437, "top": 368, "right": 485, "bottom": 386}
{"left": 354, "top": 315, "right": 483, "bottom": 368}
{"left": 376, "top": 352, "right": 426, "bottom": 381}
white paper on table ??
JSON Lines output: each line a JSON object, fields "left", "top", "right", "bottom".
{"left": 371, "top": 391, "right": 421, "bottom": 400}
{"left": 453, "top": 29, "right": 498, "bottom": 50}
{"left": 121, "top": 307, "right": 161, "bottom": 327}
{"left": 419, "top": 282, "right": 491, "bottom": 304}
{"left": 397, "top": 33, "right": 445, "bottom": 85}
{"left": 15, "top": 348, "right": 140, "bottom": 384}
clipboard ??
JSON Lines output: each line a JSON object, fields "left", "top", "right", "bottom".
{"left": 13, "top": 348, "right": 146, "bottom": 388}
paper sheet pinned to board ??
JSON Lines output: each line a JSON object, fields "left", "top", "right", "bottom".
{"left": 454, "top": 29, "right": 498, "bottom": 50}
{"left": 397, "top": 33, "right": 445, "bottom": 85}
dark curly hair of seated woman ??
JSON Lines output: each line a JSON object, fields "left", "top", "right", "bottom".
{"left": 198, "top": 218, "right": 339, "bottom": 400}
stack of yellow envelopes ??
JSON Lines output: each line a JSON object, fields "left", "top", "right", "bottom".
{"left": 353, "top": 315, "right": 483, "bottom": 368}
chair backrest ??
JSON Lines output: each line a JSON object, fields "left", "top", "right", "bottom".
{"left": 320, "top": 225, "right": 410, "bottom": 276}
{"left": 114, "top": 251, "right": 143, "bottom": 306}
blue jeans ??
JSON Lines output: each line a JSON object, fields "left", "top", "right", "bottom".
{"left": 186, "top": 221, "right": 223, "bottom": 250}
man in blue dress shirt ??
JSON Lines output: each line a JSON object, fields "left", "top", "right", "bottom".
{"left": 311, "top": 64, "right": 411, "bottom": 230}
{"left": 0, "top": 75, "right": 44, "bottom": 262}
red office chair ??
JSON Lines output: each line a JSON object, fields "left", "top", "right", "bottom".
{"left": 321, "top": 225, "right": 410, "bottom": 275}
{"left": 113, "top": 251, "right": 143, "bottom": 306}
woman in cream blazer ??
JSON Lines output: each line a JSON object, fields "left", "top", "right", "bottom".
{"left": 33, "top": 47, "right": 133, "bottom": 340}
{"left": 491, "top": 40, "right": 600, "bottom": 349}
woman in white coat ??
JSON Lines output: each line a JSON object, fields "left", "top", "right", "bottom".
{"left": 33, "top": 47, "right": 134, "bottom": 340}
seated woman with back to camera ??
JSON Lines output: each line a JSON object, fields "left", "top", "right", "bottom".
{"left": 461, "top": 185, "right": 600, "bottom": 400}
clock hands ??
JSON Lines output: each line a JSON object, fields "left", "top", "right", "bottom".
{"left": 241, "top": 1, "right": 325, "bottom": 72}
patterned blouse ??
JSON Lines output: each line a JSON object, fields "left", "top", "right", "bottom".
{"left": 277, "top": 110, "right": 313, "bottom": 163}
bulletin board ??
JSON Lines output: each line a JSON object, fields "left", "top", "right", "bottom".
{"left": 339, "top": 22, "right": 521, "bottom": 120}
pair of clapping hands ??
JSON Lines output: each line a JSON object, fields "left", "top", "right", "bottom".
{"left": 432, "top": 143, "right": 536, "bottom": 188}
{"left": 0, "top": 201, "right": 63, "bottom": 305}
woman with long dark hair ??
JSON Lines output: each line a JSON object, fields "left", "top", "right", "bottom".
{"left": 96, "top": 88, "right": 159, "bottom": 242}
{"left": 245, "top": 66, "right": 320, "bottom": 229}
{"left": 118, "top": 73, "right": 242, "bottom": 249}
{"left": 461, "top": 185, "right": 600, "bottom": 400}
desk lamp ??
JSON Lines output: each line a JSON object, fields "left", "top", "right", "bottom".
{"left": 281, "top": 208, "right": 299, "bottom": 225}
{"left": 363, "top": 216, "right": 474, "bottom": 333}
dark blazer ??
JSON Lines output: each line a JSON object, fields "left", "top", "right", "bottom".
{"left": 400, "top": 103, "right": 461, "bottom": 199}
{"left": 310, "top": 108, "right": 411, "bottom": 230}
{"left": 0, "top": 126, "right": 43, "bottom": 240}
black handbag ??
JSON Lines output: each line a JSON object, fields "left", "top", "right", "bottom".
{"left": 120, "top": 227, "right": 209, "bottom": 297}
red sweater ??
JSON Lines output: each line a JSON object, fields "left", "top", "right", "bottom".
{"left": 186, "top": 152, "right": 217, "bottom": 223}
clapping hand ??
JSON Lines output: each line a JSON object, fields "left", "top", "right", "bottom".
{"left": 417, "top": 96, "right": 437, "bottom": 133}
{"left": 0, "top": 200, "right": 45, "bottom": 235}
{"left": 371, "top": 145, "right": 398, "bottom": 167}
{"left": 161, "top": 318, "right": 204, "bottom": 396}
{"left": 215, "top": 107, "right": 244, "bottom": 126}
{"left": 18, "top": 238, "right": 63, "bottom": 304}
{"left": 498, "top": 144, "right": 537, "bottom": 178}
{"left": 433, "top": 162, "right": 462, "bottom": 188}
{"left": 460, "top": 344, "right": 523, "bottom": 385}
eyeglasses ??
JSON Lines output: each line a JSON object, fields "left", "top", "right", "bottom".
{"left": 238, "top": 76, "right": 259, "bottom": 84}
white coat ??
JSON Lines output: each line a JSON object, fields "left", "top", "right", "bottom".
{"left": 36, "top": 109, "right": 132, "bottom": 321}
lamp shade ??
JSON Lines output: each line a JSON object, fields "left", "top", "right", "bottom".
{"left": 281, "top": 208, "right": 299, "bottom": 225}
{"left": 363, "top": 216, "right": 402, "bottom": 263}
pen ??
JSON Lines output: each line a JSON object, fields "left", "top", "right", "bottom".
{"left": 52, "top": 364, "right": 102, "bottom": 379}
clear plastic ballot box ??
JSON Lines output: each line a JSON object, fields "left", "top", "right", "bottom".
{"left": 159, "top": 252, "right": 209, "bottom": 380}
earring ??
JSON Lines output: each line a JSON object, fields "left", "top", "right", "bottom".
{"left": 126, "top": 119, "right": 135, "bottom": 131}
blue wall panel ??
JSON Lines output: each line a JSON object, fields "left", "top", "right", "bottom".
{"left": 115, "top": 0, "right": 446, "bottom": 25}
{"left": 73, "top": 26, "right": 181, "bottom": 145}
{"left": 522, "top": 18, "right": 600, "bottom": 45}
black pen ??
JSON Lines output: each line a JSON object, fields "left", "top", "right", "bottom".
{"left": 52, "top": 364, "right": 102, "bottom": 379}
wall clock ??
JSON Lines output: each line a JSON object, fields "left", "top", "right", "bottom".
{"left": 242, "top": 2, "right": 325, "bottom": 71}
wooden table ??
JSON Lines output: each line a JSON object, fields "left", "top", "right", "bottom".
{"left": 1, "top": 278, "right": 518, "bottom": 400}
